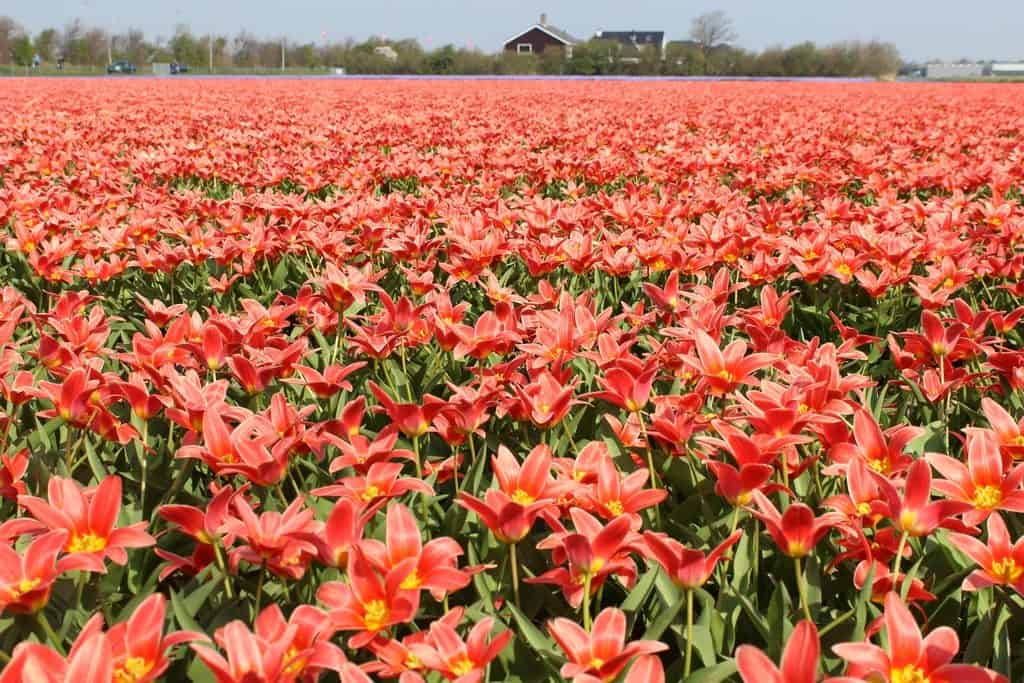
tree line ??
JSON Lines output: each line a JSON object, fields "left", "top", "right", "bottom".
{"left": 0, "top": 13, "right": 900, "bottom": 77}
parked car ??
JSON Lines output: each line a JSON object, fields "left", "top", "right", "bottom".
{"left": 170, "top": 62, "right": 189, "bottom": 75}
{"left": 106, "top": 61, "right": 136, "bottom": 74}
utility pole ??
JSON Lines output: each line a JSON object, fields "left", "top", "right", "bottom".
{"left": 281, "top": 38, "right": 286, "bottom": 71}
{"left": 107, "top": 34, "right": 112, "bottom": 65}
{"left": 209, "top": 34, "right": 213, "bottom": 73}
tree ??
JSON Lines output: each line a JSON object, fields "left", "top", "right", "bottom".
{"left": 11, "top": 32, "right": 32, "bottom": 66}
{"left": 0, "top": 15, "right": 21, "bottom": 65}
{"left": 689, "top": 10, "right": 737, "bottom": 58}
{"left": 35, "top": 28, "right": 58, "bottom": 61}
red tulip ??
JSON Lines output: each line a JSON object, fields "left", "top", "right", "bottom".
{"left": 221, "top": 496, "right": 321, "bottom": 579}
{"left": 18, "top": 475, "right": 154, "bottom": 567}
{"left": 736, "top": 619, "right": 820, "bottom": 683}
{"left": 928, "top": 432, "right": 1024, "bottom": 525}
{"left": 948, "top": 512, "right": 1024, "bottom": 594}
{"left": 408, "top": 613, "right": 513, "bottom": 681}
{"left": 644, "top": 530, "right": 742, "bottom": 590}
{"left": 0, "top": 530, "right": 97, "bottom": 614}
{"left": 749, "top": 490, "right": 845, "bottom": 558}
{"left": 318, "top": 547, "right": 420, "bottom": 649}
{"left": 832, "top": 592, "right": 1007, "bottom": 683}
{"left": 686, "top": 329, "right": 775, "bottom": 395}
{"left": 361, "top": 503, "right": 471, "bottom": 600}
{"left": 547, "top": 607, "right": 667, "bottom": 683}
{"left": 873, "top": 459, "right": 971, "bottom": 538}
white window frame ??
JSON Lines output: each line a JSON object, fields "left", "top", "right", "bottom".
{"left": 516, "top": 43, "right": 533, "bottom": 54}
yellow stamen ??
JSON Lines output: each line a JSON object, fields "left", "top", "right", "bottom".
{"left": 972, "top": 485, "right": 1003, "bottom": 510}
{"left": 362, "top": 599, "right": 390, "bottom": 631}
{"left": 67, "top": 532, "right": 107, "bottom": 554}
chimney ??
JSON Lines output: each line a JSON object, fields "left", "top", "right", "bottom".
{"left": 540, "top": 13, "right": 547, "bottom": 25}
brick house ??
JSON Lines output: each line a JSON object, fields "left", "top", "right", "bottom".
{"left": 503, "top": 14, "right": 579, "bottom": 58}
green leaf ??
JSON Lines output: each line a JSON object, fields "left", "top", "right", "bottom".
{"left": 272, "top": 258, "right": 289, "bottom": 289}
{"left": 964, "top": 610, "right": 996, "bottom": 665}
{"left": 183, "top": 572, "right": 221, "bottom": 616}
{"left": 766, "top": 581, "right": 790, "bottom": 659}
{"left": 505, "top": 604, "right": 559, "bottom": 660}
{"left": 621, "top": 567, "right": 658, "bottom": 615}
{"left": 170, "top": 589, "right": 205, "bottom": 634}
{"left": 730, "top": 588, "right": 770, "bottom": 643}
{"left": 643, "top": 591, "right": 687, "bottom": 641}
{"left": 852, "top": 562, "right": 876, "bottom": 641}
{"left": 85, "top": 437, "right": 107, "bottom": 483}
{"left": 685, "top": 659, "right": 737, "bottom": 683}
{"left": 467, "top": 542, "right": 495, "bottom": 614}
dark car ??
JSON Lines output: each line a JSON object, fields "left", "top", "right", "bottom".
{"left": 170, "top": 62, "right": 189, "bottom": 75}
{"left": 106, "top": 60, "right": 137, "bottom": 74}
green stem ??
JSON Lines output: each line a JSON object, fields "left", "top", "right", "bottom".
{"left": 254, "top": 563, "right": 266, "bottom": 618}
{"left": 582, "top": 572, "right": 593, "bottom": 632}
{"left": 400, "top": 342, "right": 413, "bottom": 402}
{"left": 412, "top": 435, "right": 430, "bottom": 527}
{"left": 892, "top": 530, "right": 909, "bottom": 583}
{"left": 636, "top": 413, "right": 662, "bottom": 528}
{"left": 509, "top": 542, "right": 521, "bottom": 610}
{"left": 212, "top": 540, "right": 235, "bottom": 599}
{"left": 139, "top": 420, "right": 149, "bottom": 517}
{"left": 794, "top": 556, "right": 813, "bottom": 622}
{"left": 996, "top": 587, "right": 1014, "bottom": 680}
{"left": 35, "top": 610, "right": 63, "bottom": 654}
{"left": 684, "top": 588, "right": 695, "bottom": 678}
{"left": 412, "top": 435, "right": 423, "bottom": 479}
{"left": 729, "top": 505, "right": 741, "bottom": 536}
{"left": 452, "top": 447, "right": 461, "bottom": 493}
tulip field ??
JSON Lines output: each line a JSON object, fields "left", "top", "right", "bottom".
{"left": 2, "top": 78, "right": 1024, "bottom": 682}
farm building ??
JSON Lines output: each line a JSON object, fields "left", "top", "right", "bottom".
{"left": 594, "top": 30, "right": 666, "bottom": 58}
{"left": 504, "top": 14, "right": 580, "bottom": 57}
{"left": 992, "top": 62, "right": 1024, "bottom": 77}
{"left": 925, "top": 62, "right": 984, "bottom": 79}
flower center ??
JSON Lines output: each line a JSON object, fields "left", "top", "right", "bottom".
{"left": 114, "top": 657, "right": 153, "bottom": 683}
{"left": 405, "top": 653, "right": 423, "bottom": 669}
{"left": 972, "top": 485, "right": 1003, "bottom": 510}
{"left": 868, "top": 458, "right": 889, "bottom": 473}
{"left": 511, "top": 489, "right": 535, "bottom": 505}
{"left": 836, "top": 263, "right": 852, "bottom": 276}
{"left": 890, "top": 665, "right": 930, "bottom": 683}
{"left": 899, "top": 509, "right": 919, "bottom": 534}
{"left": 18, "top": 577, "right": 41, "bottom": 595}
{"left": 67, "top": 532, "right": 108, "bottom": 554}
{"left": 450, "top": 657, "right": 475, "bottom": 676}
{"left": 589, "top": 657, "right": 606, "bottom": 670}
{"left": 992, "top": 557, "right": 1024, "bottom": 583}
{"left": 606, "top": 500, "right": 624, "bottom": 516}
{"left": 786, "top": 540, "right": 808, "bottom": 558}
{"left": 400, "top": 569, "right": 422, "bottom": 590}
{"left": 361, "top": 485, "right": 381, "bottom": 501}
{"left": 282, "top": 646, "right": 308, "bottom": 676}
{"left": 857, "top": 502, "right": 872, "bottom": 515}
{"left": 717, "top": 369, "right": 735, "bottom": 383}
{"left": 363, "top": 599, "right": 390, "bottom": 632}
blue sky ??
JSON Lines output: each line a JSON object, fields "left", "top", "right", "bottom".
{"left": 13, "top": 1, "right": 1021, "bottom": 61}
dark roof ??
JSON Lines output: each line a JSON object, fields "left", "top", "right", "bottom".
{"left": 542, "top": 24, "right": 581, "bottom": 45}
{"left": 504, "top": 23, "right": 581, "bottom": 46}
{"left": 596, "top": 31, "right": 665, "bottom": 47}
